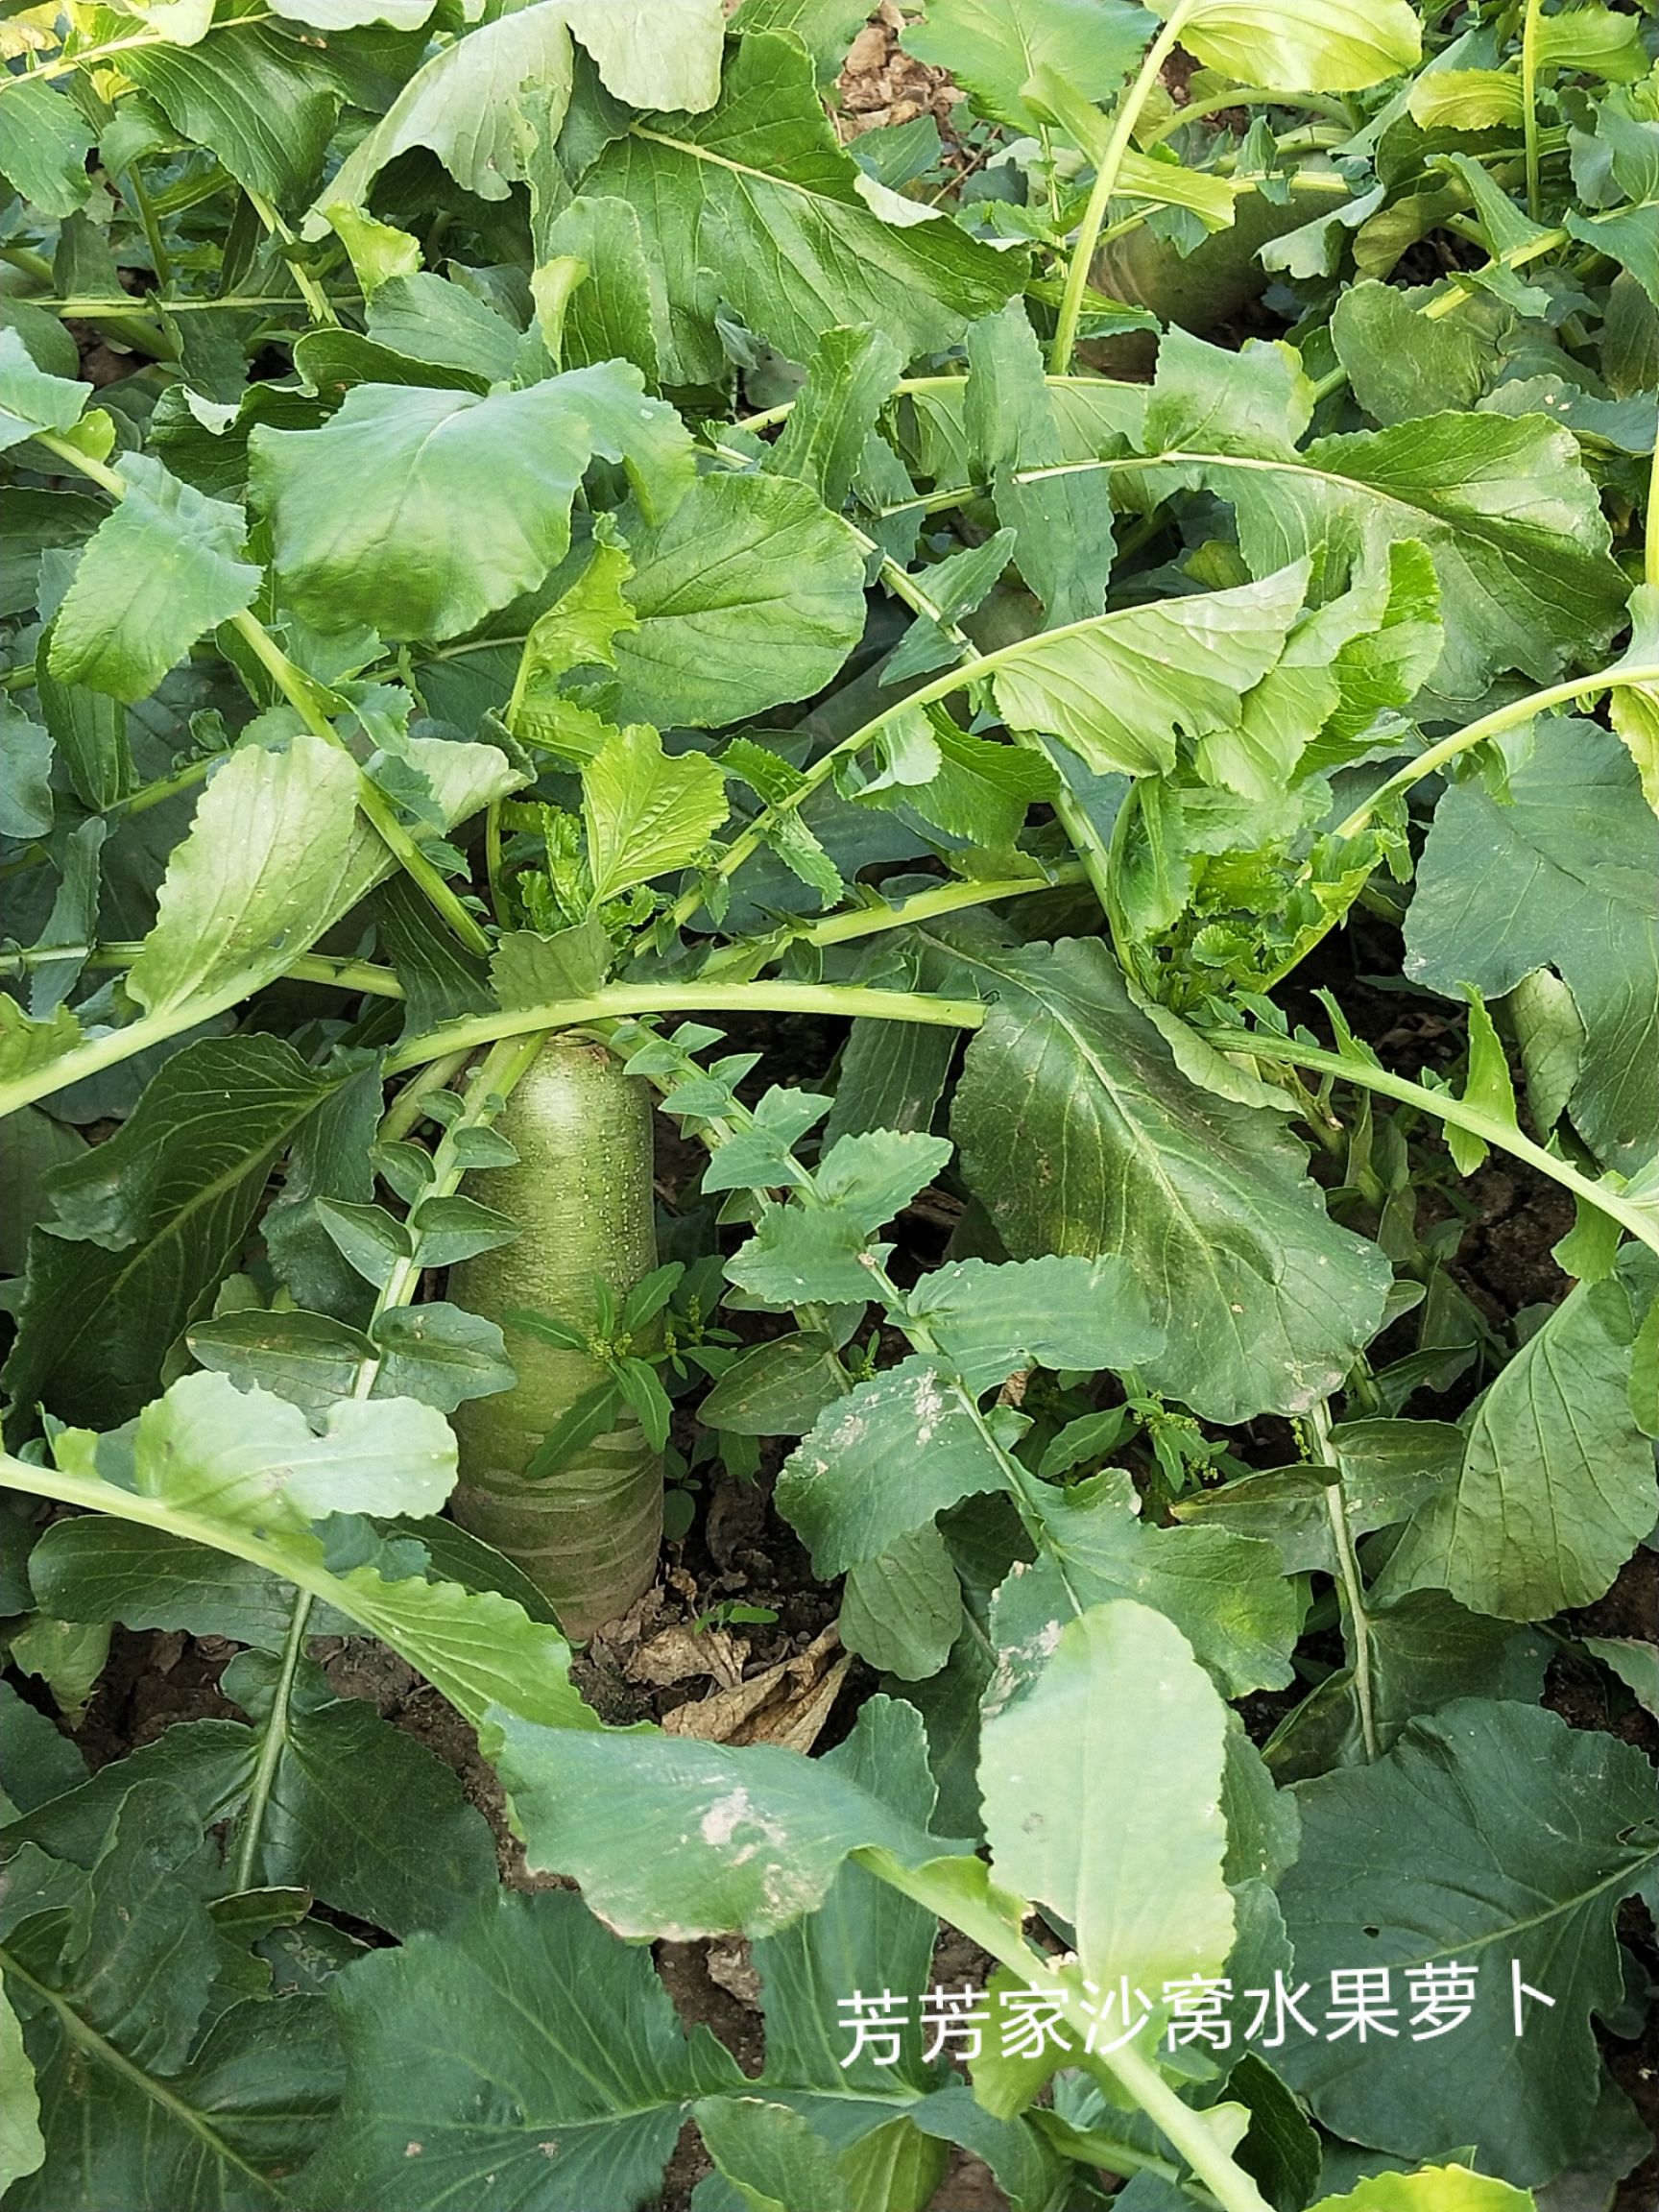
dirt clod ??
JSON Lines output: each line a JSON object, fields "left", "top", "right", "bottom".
{"left": 834, "top": 0, "right": 962, "bottom": 138}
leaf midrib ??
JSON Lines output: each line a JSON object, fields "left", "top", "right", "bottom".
{"left": 32, "top": 1070, "right": 337, "bottom": 1404}
{"left": 1021, "top": 445, "right": 1599, "bottom": 593}
{"left": 1320, "top": 1842, "right": 1659, "bottom": 1976}
{"left": 925, "top": 932, "right": 1262, "bottom": 1382}
{"left": 628, "top": 122, "right": 847, "bottom": 204}
{"left": 0, "top": 1948, "right": 283, "bottom": 2200}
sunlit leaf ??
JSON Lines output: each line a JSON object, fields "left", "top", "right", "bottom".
{"left": 579, "top": 32, "right": 1024, "bottom": 384}
{"left": 252, "top": 366, "right": 692, "bottom": 642}
{"left": 1156, "top": 0, "right": 1421, "bottom": 95}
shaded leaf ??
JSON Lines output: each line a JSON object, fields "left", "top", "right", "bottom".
{"left": 941, "top": 933, "right": 1390, "bottom": 1421}
{"left": 751, "top": 1697, "right": 943, "bottom": 2094}
{"left": 698, "top": 1333, "right": 850, "bottom": 1436}
{"left": 963, "top": 300, "right": 1117, "bottom": 626}
{"left": 1406, "top": 717, "right": 1659, "bottom": 1170}
{"left": 1379, "top": 1277, "right": 1655, "bottom": 1621}
{"left": 30, "top": 1515, "right": 317, "bottom": 1654}
{"left": 693, "top": 2097, "right": 866, "bottom": 2212}
{"left": 580, "top": 33, "right": 1023, "bottom": 385}
{"left": 364, "top": 272, "right": 523, "bottom": 382}
{"left": 118, "top": 18, "right": 343, "bottom": 204}
{"left": 0, "top": 1781, "right": 343, "bottom": 2212}
{"left": 1330, "top": 280, "right": 1493, "bottom": 428}
{"left": 1278, "top": 1700, "right": 1659, "bottom": 2186}
{"left": 1171, "top": 1419, "right": 1461, "bottom": 1575}
{"left": 370, "top": 1302, "right": 517, "bottom": 1411}
{"left": 262, "top": 1047, "right": 385, "bottom": 1320}
{"left": 299, "top": 1885, "right": 741, "bottom": 2211}
{"left": 1000, "top": 1471, "right": 1301, "bottom": 1697}
{"left": 315, "top": 1197, "right": 410, "bottom": 1291}
{"left": 0, "top": 703, "right": 52, "bottom": 839}
{"left": 821, "top": 1004, "right": 954, "bottom": 1147}
{"left": 1264, "top": 1588, "right": 1549, "bottom": 1781}
{"left": 765, "top": 323, "right": 902, "bottom": 510}
{"left": 857, "top": 709, "right": 1057, "bottom": 855}
{"left": 0, "top": 1681, "right": 85, "bottom": 1819}
{"left": 224, "top": 1649, "right": 498, "bottom": 1936}
{"left": 2, "top": 1037, "right": 349, "bottom": 1428}
{"left": 840, "top": 1522, "right": 964, "bottom": 1681}
{"left": 539, "top": 196, "right": 662, "bottom": 379}
{"left": 34, "top": 644, "right": 132, "bottom": 812}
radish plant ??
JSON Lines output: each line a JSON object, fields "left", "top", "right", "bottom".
{"left": 449, "top": 1033, "right": 666, "bottom": 1635}
{"left": 3, "top": 0, "right": 1659, "bottom": 2205}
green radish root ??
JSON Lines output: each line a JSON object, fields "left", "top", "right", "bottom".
{"left": 448, "top": 1034, "right": 661, "bottom": 1637}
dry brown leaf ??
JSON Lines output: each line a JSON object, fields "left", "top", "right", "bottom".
{"left": 626, "top": 1622, "right": 750, "bottom": 1692}
{"left": 845, "top": 23, "right": 887, "bottom": 76}
{"left": 662, "top": 1624, "right": 851, "bottom": 1749}
{"left": 589, "top": 1588, "right": 667, "bottom": 1651}
{"left": 705, "top": 1933, "right": 764, "bottom": 2011}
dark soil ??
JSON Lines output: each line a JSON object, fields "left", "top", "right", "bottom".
{"left": 70, "top": 1623, "right": 241, "bottom": 1766}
